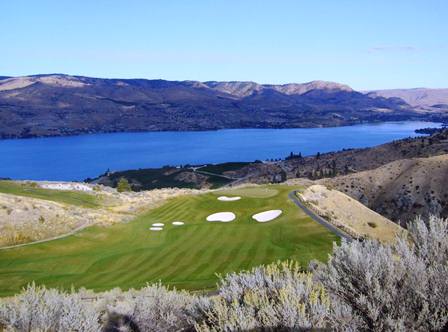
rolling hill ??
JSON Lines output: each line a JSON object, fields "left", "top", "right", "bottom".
{"left": 322, "top": 154, "right": 448, "bottom": 225}
{"left": 366, "top": 88, "right": 448, "bottom": 110}
{"left": 0, "top": 74, "right": 439, "bottom": 139}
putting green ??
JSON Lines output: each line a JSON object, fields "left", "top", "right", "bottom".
{"left": 0, "top": 185, "right": 338, "bottom": 296}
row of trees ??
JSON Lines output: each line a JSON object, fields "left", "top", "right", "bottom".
{"left": 1, "top": 215, "right": 447, "bottom": 331}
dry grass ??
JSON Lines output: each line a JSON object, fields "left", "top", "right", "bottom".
{"left": 298, "top": 184, "right": 404, "bottom": 242}
{"left": 322, "top": 154, "right": 448, "bottom": 224}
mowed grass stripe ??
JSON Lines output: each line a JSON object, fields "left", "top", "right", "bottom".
{"left": 149, "top": 225, "right": 222, "bottom": 282}
{"left": 166, "top": 227, "right": 229, "bottom": 280}
{"left": 201, "top": 238, "right": 249, "bottom": 279}
{"left": 216, "top": 227, "right": 267, "bottom": 275}
{"left": 156, "top": 201, "right": 190, "bottom": 221}
{"left": 122, "top": 225, "right": 216, "bottom": 283}
{"left": 0, "top": 185, "right": 338, "bottom": 296}
{"left": 148, "top": 198, "right": 189, "bottom": 219}
{"left": 108, "top": 235, "right": 200, "bottom": 284}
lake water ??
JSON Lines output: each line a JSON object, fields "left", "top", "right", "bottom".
{"left": 0, "top": 121, "right": 440, "bottom": 181}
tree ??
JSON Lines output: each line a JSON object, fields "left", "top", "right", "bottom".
{"left": 331, "top": 159, "right": 337, "bottom": 177}
{"left": 116, "top": 177, "right": 131, "bottom": 192}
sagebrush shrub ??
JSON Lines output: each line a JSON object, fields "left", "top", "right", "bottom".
{"left": 103, "top": 283, "right": 200, "bottom": 331}
{"left": 314, "top": 215, "right": 448, "bottom": 331}
{"left": 194, "top": 261, "right": 331, "bottom": 331}
{"left": 0, "top": 283, "right": 100, "bottom": 331}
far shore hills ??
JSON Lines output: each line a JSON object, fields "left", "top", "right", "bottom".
{"left": 0, "top": 74, "right": 447, "bottom": 139}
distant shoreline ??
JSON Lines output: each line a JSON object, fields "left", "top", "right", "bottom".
{"left": 0, "top": 119, "right": 439, "bottom": 141}
{"left": 0, "top": 121, "right": 439, "bottom": 182}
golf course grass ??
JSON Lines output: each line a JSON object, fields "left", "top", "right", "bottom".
{"left": 0, "top": 185, "right": 338, "bottom": 296}
{"left": 0, "top": 180, "right": 101, "bottom": 208}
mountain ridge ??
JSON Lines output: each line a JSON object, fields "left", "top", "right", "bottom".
{"left": 366, "top": 88, "right": 448, "bottom": 109}
{"left": 0, "top": 74, "right": 446, "bottom": 139}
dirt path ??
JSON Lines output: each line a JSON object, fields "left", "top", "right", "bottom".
{"left": 0, "top": 222, "right": 91, "bottom": 251}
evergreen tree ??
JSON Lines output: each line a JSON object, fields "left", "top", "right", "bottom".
{"left": 117, "top": 177, "right": 132, "bottom": 192}
{"left": 331, "top": 159, "right": 337, "bottom": 177}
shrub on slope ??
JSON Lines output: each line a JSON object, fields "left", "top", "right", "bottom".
{"left": 0, "top": 283, "right": 100, "bottom": 331}
{"left": 194, "top": 261, "right": 330, "bottom": 331}
{"left": 314, "top": 215, "right": 448, "bottom": 331}
{"left": 102, "top": 283, "right": 200, "bottom": 332}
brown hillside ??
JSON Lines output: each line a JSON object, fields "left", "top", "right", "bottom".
{"left": 322, "top": 154, "right": 448, "bottom": 225}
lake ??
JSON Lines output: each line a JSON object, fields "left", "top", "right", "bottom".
{"left": 0, "top": 121, "right": 440, "bottom": 181}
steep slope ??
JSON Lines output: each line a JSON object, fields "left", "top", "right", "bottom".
{"left": 298, "top": 184, "right": 403, "bottom": 242}
{"left": 323, "top": 154, "right": 448, "bottom": 225}
{"left": 367, "top": 88, "right": 448, "bottom": 109}
{"left": 0, "top": 74, "right": 424, "bottom": 139}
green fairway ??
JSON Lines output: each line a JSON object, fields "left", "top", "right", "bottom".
{"left": 0, "top": 185, "right": 338, "bottom": 296}
{"left": 0, "top": 180, "right": 100, "bottom": 208}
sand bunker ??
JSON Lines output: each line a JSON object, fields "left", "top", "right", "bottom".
{"left": 40, "top": 182, "right": 93, "bottom": 192}
{"left": 149, "top": 227, "right": 163, "bottom": 231}
{"left": 206, "top": 212, "right": 236, "bottom": 222}
{"left": 252, "top": 210, "right": 282, "bottom": 222}
{"left": 152, "top": 223, "right": 164, "bottom": 227}
{"left": 172, "top": 221, "right": 184, "bottom": 226}
{"left": 217, "top": 196, "right": 241, "bottom": 201}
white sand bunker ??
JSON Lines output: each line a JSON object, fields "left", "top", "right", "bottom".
{"left": 172, "top": 221, "right": 184, "bottom": 226}
{"left": 149, "top": 227, "right": 163, "bottom": 231}
{"left": 152, "top": 223, "right": 164, "bottom": 227}
{"left": 40, "top": 182, "right": 93, "bottom": 192}
{"left": 206, "top": 212, "right": 236, "bottom": 222}
{"left": 252, "top": 210, "right": 282, "bottom": 222}
{"left": 217, "top": 196, "right": 241, "bottom": 201}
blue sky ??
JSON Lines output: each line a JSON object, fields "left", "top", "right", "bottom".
{"left": 1, "top": 0, "right": 447, "bottom": 89}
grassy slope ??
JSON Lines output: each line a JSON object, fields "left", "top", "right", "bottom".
{"left": 0, "top": 181, "right": 100, "bottom": 208}
{"left": 0, "top": 185, "right": 338, "bottom": 296}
